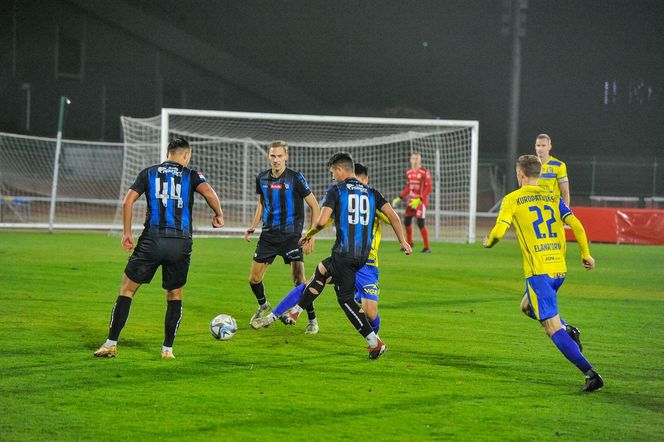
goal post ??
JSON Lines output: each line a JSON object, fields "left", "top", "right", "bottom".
{"left": 121, "top": 109, "right": 479, "bottom": 243}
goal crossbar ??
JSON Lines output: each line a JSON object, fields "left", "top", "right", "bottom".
{"left": 149, "top": 109, "right": 478, "bottom": 243}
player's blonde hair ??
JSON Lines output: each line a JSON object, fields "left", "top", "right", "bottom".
{"left": 517, "top": 155, "right": 542, "bottom": 178}
{"left": 536, "top": 133, "right": 551, "bottom": 143}
{"left": 268, "top": 140, "right": 289, "bottom": 154}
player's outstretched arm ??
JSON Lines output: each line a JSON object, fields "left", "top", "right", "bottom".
{"left": 393, "top": 177, "right": 410, "bottom": 206}
{"left": 483, "top": 221, "right": 509, "bottom": 248}
{"left": 121, "top": 189, "right": 140, "bottom": 251}
{"left": 303, "top": 193, "right": 321, "bottom": 254}
{"left": 196, "top": 182, "right": 224, "bottom": 228}
{"left": 244, "top": 195, "right": 264, "bottom": 241}
{"left": 483, "top": 197, "right": 512, "bottom": 248}
{"left": 300, "top": 207, "right": 333, "bottom": 247}
{"left": 379, "top": 202, "right": 412, "bottom": 254}
{"left": 564, "top": 214, "right": 595, "bottom": 270}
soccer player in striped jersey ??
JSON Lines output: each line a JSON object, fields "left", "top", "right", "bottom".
{"left": 94, "top": 138, "right": 224, "bottom": 359}
{"left": 483, "top": 155, "right": 603, "bottom": 392}
{"left": 244, "top": 141, "right": 321, "bottom": 332}
{"left": 251, "top": 162, "right": 387, "bottom": 335}
{"left": 535, "top": 133, "right": 570, "bottom": 206}
{"left": 293, "top": 152, "right": 410, "bottom": 359}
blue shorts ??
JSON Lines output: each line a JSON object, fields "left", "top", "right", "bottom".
{"left": 525, "top": 274, "right": 566, "bottom": 321}
{"left": 354, "top": 265, "right": 379, "bottom": 303}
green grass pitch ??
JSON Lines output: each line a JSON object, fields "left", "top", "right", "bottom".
{"left": 1, "top": 231, "right": 663, "bottom": 440}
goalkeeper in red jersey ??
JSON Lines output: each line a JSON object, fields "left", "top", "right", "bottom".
{"left": 392, "top": 152, "right": 433, "bottom": 253}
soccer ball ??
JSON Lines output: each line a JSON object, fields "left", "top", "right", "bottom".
{"left": 210, "top": 314, "right": 237, "bottom": 341}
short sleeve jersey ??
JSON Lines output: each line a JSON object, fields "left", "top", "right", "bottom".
{"left": 495, "top": 185, "right": 573, "bottom": 278}
{"left": 130, "top": 161, "right": 207, "bottom": 238}
{"left": 322, "top": 178, "right": 387, "bottom": 261}
{"left": 255, "top": 168, "right": 312, "bottom": 234}
{"left": 537, "top": 156, "right": 568, "bottom": 200}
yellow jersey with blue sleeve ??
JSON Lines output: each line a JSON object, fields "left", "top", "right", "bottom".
{"left": 486, "top": 185, "right": 590, "bottom": 278}
{"left": 538, "top": 156, "right": 568, "bottom": 200}
{"left": 366, "top": 210, "right": 389, "bottom": 267}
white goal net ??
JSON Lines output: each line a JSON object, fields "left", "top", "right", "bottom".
{"left": 0, "top": 132, "right": 123, "bottom": 230}
{"left": 120, "top": 109, "right": 478, "bottom": 242}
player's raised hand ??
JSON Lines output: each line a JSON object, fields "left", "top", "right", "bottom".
{"left": 391, "top": 197, "right": 401, "bottom": 207}
{"left": 400, "top": 240, "right": 412, "bottom": 255}
{"left": 243, "top": 228, "right": 255, "bottom": 242}
{"left": 121, "top": 233, "right": 134, "bottom": 252}
{"left": 302, "top": 236, "right": 315, "bottom": 255}
{"left": 582, "top": 256, "right": 595, "bottom": 270}
{"left": 212, "top": 214, "right": 224, "bottom": 228}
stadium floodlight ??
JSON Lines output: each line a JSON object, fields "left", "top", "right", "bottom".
{"left": 48, "top": 96, "right": 71, "bottom": 233}
{"left": 120, "top": 109, "right": 479, "bottom": 243}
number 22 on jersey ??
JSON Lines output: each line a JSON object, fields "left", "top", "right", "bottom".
{"left": 529, "top": 205, "right": 557, "bottom": 239}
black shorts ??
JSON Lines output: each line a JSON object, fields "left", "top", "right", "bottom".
{"left": 124, "top": 231, "right": 193, "bottom": 290}
{"left": 321, "top": 254, "right": 366, "bottom": 302}
{"left": 253, "top": 232, "right": 303, "bottom": 265}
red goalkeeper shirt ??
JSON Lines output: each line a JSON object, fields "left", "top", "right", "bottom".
{"left": 399, "top": 167, "right": 432, "bottom": 206}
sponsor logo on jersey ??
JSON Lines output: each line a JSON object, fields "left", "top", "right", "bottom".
{"left": 158, "top": 166, "right": 182, "bottom": 176}
{"left": 270, "top": 183, "right": 283, "bottom": 190}
{"left": 346, "top": 183, "right": 368, "bottom": 192}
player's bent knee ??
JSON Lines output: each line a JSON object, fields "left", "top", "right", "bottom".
{"left": 317, "top": 262, "right": 329, "bottom": 276}
{"left": 304, "top": 267, "right": 327, "bottom": 298}
{"left": 336, "top": 292, "right": 355, "bottom": 306}
{"left": 363, "top": 301, "right": 378, "bottom": 319}
{"left": 120, "top": 273, "right": 141, "bottom": 298}
{"left": 166, "top": 288, "right": 183, "bottom": 301}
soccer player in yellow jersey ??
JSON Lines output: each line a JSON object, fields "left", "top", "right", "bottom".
{"left": 483, "top": 155, "right": 604, "bottom": 392}
{"left": 535, "top": 133, "right": 570, "bottom": 206}
{"left": 251, "top": 163, "right": 386, "bottom": 335}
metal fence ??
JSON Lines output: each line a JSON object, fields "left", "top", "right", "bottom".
{"left": 477, "top": 155, "right": 664, "bottom": 212}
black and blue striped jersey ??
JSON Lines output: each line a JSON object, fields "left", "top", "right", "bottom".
{"left": 322, "top": 178, "right": 387, "bottom": 260}
{"left": 130, "top": 161, "right": 207, "bottom": 238}
{"left": 256, "top": 168, "right": 312, "bottom": 235}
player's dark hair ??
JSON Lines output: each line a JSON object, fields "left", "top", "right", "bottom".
{"left": 327, "top": 151, "right": 354, "bottom": 171}
{"left": 167, "top": 137, "right": 191, "bottom": 153}
{"left": 517, "top": 155, "right": 541, "bottom": 178}
{"left": 354, "top": 162, "right": 368, "bottom": 177}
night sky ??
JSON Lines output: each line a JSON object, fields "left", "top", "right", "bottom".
{"left": 128, "top": 0, "right": 664, "bottom": 159}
